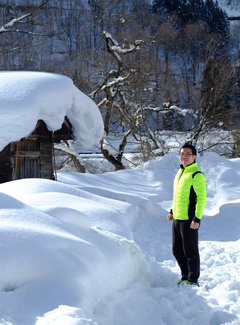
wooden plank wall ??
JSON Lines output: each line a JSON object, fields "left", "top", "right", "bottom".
{"left": 11, "top": 139, "right": 53, "bottom": 180}
{"left": 0, "top": 119, "right": 72, "bottom": 183}
{"left": 40, "top": 142, "right": 54, "bottom": 179}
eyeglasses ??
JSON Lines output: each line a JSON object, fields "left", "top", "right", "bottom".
{"left": 180, "top": 153, "right": 193, "bottom": 157}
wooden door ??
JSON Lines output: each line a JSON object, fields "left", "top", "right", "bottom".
{"left": 12, "top": 139, "right": 41, "bottom": 179}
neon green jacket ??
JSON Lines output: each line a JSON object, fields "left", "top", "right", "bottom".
{"left": 172, "top": 162, "right": 206, "bottom": 222}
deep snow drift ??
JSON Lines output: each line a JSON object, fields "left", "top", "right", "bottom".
{"left": 0, "top": 152, "right": 239, "bottom": 325}
{"left": 0, "top": 71, "right": 104, "bottom": 150}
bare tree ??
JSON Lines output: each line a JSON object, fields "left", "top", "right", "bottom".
{"left": 0, "top": 0, "right": 50, "bottom": 35}
{"left": 0, "top": 0, "right": 54, "bottom": 71}
{"left": 91, "top": 31, "right": 142, "bottom": 170}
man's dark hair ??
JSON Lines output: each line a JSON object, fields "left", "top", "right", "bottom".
{"left": 181, "top": 143, "right": 197, "bottom": 155}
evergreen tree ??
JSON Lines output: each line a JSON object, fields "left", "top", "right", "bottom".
{"left": 152, "top": 0, "right": 229, "bottom": 40}
{"left": 204, "top": 0, "right": 229, "bottom": 38}
{"left": 152, "top": 0, "right": 169, "bottom": 15}
{"left": 188, "top": 0, "right": 205, "bottom": 21}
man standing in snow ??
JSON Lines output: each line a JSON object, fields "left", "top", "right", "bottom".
{"left": 167, "top": 143, "right": 206, "bottom": 286}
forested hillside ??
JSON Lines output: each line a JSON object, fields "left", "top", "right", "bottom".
{"left": 0, "top": 0, "right": 239, "bottom": 165}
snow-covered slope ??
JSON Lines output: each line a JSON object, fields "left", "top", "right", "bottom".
{"left": 218, "top": 0, "right": 240, "bottom": 17}
{"left": 0, "top": 153, "right": 239, "bottom": 324}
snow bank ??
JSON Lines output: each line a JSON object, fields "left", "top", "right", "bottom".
{"left": 0, "top": 178, "right": 146, "bottom": 325}
{"left": 0, "top": 152, "right": 239, "bottom": 324}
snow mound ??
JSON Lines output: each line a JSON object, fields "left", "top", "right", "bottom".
{"left": 0, "top": 71, "right": 104, "bottom": 150}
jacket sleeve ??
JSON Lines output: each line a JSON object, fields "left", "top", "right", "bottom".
{"left": 192, "top": 173, "right": 207, "bottom": 220}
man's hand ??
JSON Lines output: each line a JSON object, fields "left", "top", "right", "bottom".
{"left": 190, "top": 221, "right": 199, "bottom": 229}
{"left": 167, "top": 213, "right": 173, "bottom": 221}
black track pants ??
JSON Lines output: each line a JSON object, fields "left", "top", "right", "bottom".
{"left": 172, "top": 219, "right": 200, "bottom": 282}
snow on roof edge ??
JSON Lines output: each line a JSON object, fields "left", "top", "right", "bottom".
{"left": 0, "top": 71, "right": 104, "bottom": 150}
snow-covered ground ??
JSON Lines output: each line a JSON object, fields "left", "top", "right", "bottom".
{"left": 0, "top": 151, "right": 239, "bottom": 325}
{"left": 218, "top": 0, "right": 240, "bottom": 17}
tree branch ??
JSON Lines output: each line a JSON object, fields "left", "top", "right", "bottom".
{"left": 0, "top": 0, "right": 49, "bottom": 34}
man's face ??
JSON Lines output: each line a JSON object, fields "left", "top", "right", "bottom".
{"left": 180, "top": 148, "right": 196, "bottom": 167}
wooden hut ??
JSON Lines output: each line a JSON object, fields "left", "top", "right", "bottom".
{"left": 0, "top": 117, "right": 73, "bottom": 183}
